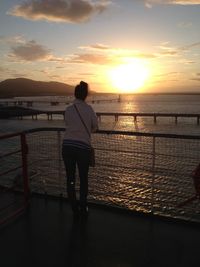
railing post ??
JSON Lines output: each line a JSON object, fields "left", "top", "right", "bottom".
{"left": 20, "top": 133, "right": 29, "bottom": 201}
{"left": 98, "top": 115, "right": 101, "bottom": 122}
{"left": 57, "top": 130, "right": 62, "bottom": 197}
{"left": 151, "top": 136, "right": 156, "bottom": 214}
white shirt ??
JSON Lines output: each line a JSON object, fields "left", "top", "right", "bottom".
{"left": 63, "top": 99, "right": 98, "bottom": 145}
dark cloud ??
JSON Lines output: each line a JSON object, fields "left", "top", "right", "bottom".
{"left": 9, "top": 40, "right": 51, "bottom": 61}
{"left": 8, "top": 0, "right": 110, "bottom": 23}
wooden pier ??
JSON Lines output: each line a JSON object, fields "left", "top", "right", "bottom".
{"left": 0, "top": 97, "right": 119, "bottom": 107}
{"left": 96, "top": 112, "right": 200, "bottom": 125}
{"left": 3, "top": 109, "right": 200, "bottom": 125}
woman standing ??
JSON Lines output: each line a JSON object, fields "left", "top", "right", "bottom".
{"left": 62, "top": 81, "right": 98, "bottom": 217}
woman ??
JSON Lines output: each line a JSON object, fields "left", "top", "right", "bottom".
{"left": 62, "top": 81, "right": 98, "bottom": 217}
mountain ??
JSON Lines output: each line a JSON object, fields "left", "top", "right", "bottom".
{"left": 0, "top": 78, "right": 75, "bottom": 97}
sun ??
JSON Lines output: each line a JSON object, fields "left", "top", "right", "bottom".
{"left": 108, "top": 59, "right": 150, "bottom": 93}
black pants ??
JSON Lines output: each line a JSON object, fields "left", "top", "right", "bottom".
{"left": 62, "top": 145, "right": 90, "bottom": 211}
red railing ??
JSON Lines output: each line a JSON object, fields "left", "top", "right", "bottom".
{"left": 0, "top": 132, "right": 30, "bottom": 225}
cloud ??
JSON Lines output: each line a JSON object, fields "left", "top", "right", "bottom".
{"left": 0, "top": 67, "right": 6, "bottom": 72}
{"left": 156, "top": 44, "right": 178, "bottom": 56}
{"left": 156, "top": 71, "right": 180, "bottom": 77}
{"left": 79, "top": 44, "right": 157, "bottom": 60}
{"left": 190, "top": 73, "right": 200, "bottom": 81}
{"left": 180, "top": 42, "right": 200, "bottom": 51}
{"left": 9, "top": 40, "right": 51, "bottom": 61}
{"left": 0, "top": 35, "right": 26, "bottom": 45}
{"left": 68, "top": 50, "right": 157, "bottom": 66}
{"left": 79, "top": 43, "right": 111, "bottom": 51}
{"left": 8, "top": 0, "right": 110, "bottom": 23}
{"left": 145, "top": 0, "right": 200, "bottom": 8}
{"left": 191, "top": 78, "right": 200, "bottom": 81}
{"left": 178, "top": 22, "right": 193, "bottom": 28}
{"left": 184, "top": 60, "right": 196, "bottom": 64}
{"left": 68, "top": 53, "right": 117, "bottom": 65}
{"left": 156, "top": 41, "right": 200, "bottom": 57}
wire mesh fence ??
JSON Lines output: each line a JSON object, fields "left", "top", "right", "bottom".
{"left": 23, "top": 128, "right": 200, "bottom": 223}
{"left": 0, "top": 132, "right": 29, "bottom": 224}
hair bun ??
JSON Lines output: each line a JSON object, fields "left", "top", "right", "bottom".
{"left": 79, "top": 81, "right": 88, "bottom": 88}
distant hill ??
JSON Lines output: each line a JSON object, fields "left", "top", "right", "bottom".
{"left": 0, "top": 78, "right": 75, "bottom": 97}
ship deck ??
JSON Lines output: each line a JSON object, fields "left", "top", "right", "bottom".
{"left": 1, "top": 194, "right": 200, "bottom": 267}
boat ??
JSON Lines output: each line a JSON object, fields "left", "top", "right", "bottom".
{"left": 1, "top": 128, "right": 200, "bottom": 266}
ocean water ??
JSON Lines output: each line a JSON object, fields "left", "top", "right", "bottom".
{"left": 1, "top": 94, "right": 200, "bottom": 222}
{"left": 1, "top": 94, "right": 200, "bottom": 135}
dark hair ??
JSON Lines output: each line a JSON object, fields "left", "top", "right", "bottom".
{"left": 74, "top": 81, "right": 88, "bottom": 100}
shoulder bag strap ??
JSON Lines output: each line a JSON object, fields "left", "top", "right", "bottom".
{"left": 74, "top": 104, "right": 91, "bottom": 137}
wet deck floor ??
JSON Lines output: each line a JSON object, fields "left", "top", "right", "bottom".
{"left": 1, "top": 194, "right": 200, "bottom": 267}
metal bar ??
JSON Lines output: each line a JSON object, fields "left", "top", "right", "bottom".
{"left": 20, "top": 133, "right": 29, "bottom": 201}
{"left": 151, "top": 136, "right": 156, "bottom": 214}
{"left": 57, "top": 130, "right": 62, "bottom": 196}
{"left": 0, "top": 131, "right": 23, "bottom": 140}
{"left": 96, "top": 112, "right": 200, "bottom": 117}
{"left": 0, "top": 165, "right": 22, "bottom": 177}
{"left": 0, "top": 200, "right": 17, "bottom": 212}
{"left": 0, "top": 149, "right": 21, "bottom": 159}
{"left": 0, "top": 203, "right": 28, "bottom": 225}
{"left": 24, "top": 127, "right": 200, "bottom": 140}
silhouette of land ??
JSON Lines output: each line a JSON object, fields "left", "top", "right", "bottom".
{"left": 0, "top": 78, "right": 75, "bottom": 97}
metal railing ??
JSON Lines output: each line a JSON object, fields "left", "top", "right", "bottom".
{"left": 1, "top": 127, "right": 200, "bottom": 223}
{"left": 22, "top": 127, "right": 200, "bottom": 223}
{"left": 0, "top": 132, "right": 29, "bottom": 225}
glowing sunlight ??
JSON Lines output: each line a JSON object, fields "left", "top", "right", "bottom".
{"left": 108, "top": 59, "right": 150, "bottom": 93}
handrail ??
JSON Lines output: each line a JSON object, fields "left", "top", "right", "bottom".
{"left": 0, "top": 131, "right": 23, "bottom": 140}
{"left": 23, "top": 127, "right": 200, "bottom": 140}
{"left": 96, "top": 112, "right": 200, "bottom": 117}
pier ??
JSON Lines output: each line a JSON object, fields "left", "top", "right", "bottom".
{"left": 31, "top": 111, "right": 200, "bottom": 125}
{"left": 96, "top": 112, "right": 200, "bottom": 125}
{"left": 0, "top": 96, "right": 119, "bottom": 107}
{"left": 1, "top": 107, "right": 200, "bottom": 124}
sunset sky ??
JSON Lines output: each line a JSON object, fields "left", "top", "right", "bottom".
{"left": 0, "top": 0, "right": 200, "bottom": 93}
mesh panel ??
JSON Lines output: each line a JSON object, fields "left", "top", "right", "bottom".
{"left": 0, "top": 134, "right": 28, "bottom": 224}
{"left": 24, "top": 129, "right": 200, "bottom": 223}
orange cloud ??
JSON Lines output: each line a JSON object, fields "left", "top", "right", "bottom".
{"left": 79, "top": 43, "right": 111, "bottom": 51}
{"left": 68, "top": 53, "right": 117, "bottom": 65}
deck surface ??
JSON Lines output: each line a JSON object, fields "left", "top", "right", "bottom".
{"left": 1, "top": 194, "right": 200, "bottom": 267}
